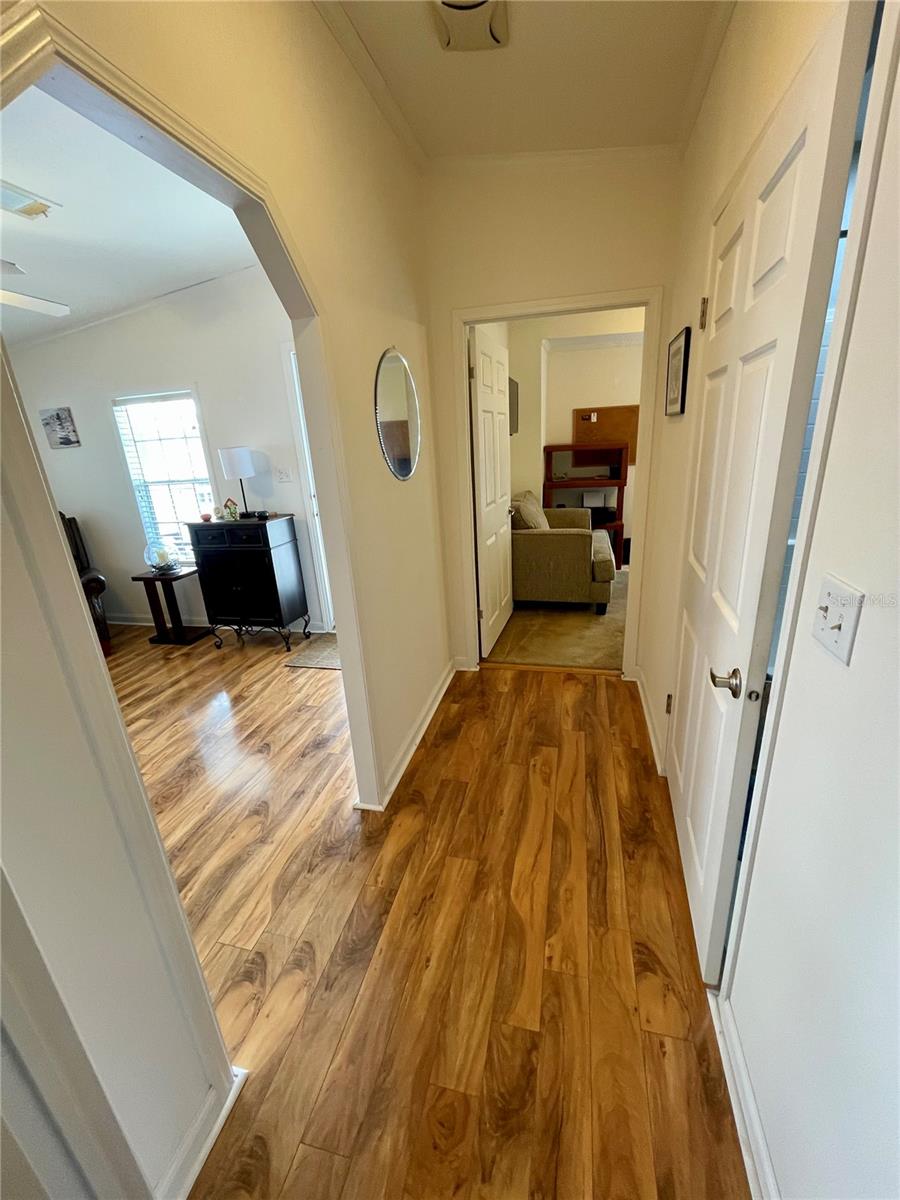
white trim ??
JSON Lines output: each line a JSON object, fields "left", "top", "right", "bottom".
{"left": 627, "top": 664, "right": 667, "bottom": 776}
{"left": 312, "top": 1, "right": 427, "bottom": 170}
{"left": 364, "top": 661, "right": 455, "bottom": 812}
{"left": 153, "top": 1068, "right": 247, "bottom": 1200}
{"left": 452, "top": 285, "right": 663, "bottom": 684}
{"left": 281, "top": 341, "right": 335, "bottom": 631}
{"left": 0, "top": 873, "right": 153, "bottom": 1199}
{"left": 106, "top": 612, "right": 329, "bottom": 634}
{"left": 718, "top": 0, "right": 897, "bottom": 1000}
{"left": 707, "top": 990, "right": 776, "bottom": 1199}
{"left": 544, "top": 330, "right": 644, "bottom": 354}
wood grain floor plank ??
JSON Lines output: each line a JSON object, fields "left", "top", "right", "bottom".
{"left": 215, "top": 886, "right": 391, "bottom": 1200}
{"left": 302, "top": 787, "right": 466, "bottom": 1157}
{"left": 494, "top": 746, "right": 557, "bottom": 1031}
{"left": 589, "top": 927, "right": 657, "bottom": 1200}
{"left": 432, "top": 763, "right": 525, "bottom": 1094}
{"left": 544, "top": 730, "right": 589, "bottom": 978}
{"left": 643, "top": 1032, "right": 750, "bottom": 1199}
{"left": 584, "top": 677, "right": 630, "bottom": 933}
{"left": 404, "top": 1084, "right": 478, "bottom": 1200}
{"left": 339, "top": 856, "right": 478, "bottom": 1200}
{"left": 529, "top": 970, "right": 592, "bottom": 1200}
{"left": 214, "top": 930, "right": 295, "bottom": 1060}
{"left": 279, "top": 1143, "right": 348, "bottom": 1200}
{"left": 473, "top": 1022, "right": 539, "bottom": 1200}
{"left": 203, "top": 941, "right": 249, "bottom": 1002}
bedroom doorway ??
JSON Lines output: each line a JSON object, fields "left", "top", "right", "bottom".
{"left": 466, "top": 295, "right": 659, "bottom": 675}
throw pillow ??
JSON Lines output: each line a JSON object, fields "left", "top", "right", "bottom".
{"left": 511, "top": 491, "right": 549, "bottom": 530}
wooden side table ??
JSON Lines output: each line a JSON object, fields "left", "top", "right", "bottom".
{"left": 130, "top": 567, "right": 211, "bottom": 646}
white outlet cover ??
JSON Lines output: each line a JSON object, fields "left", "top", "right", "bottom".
{"left": 275, "top": 466, "right": 292, "bottom": 483}
{"left": 812, "top": 572, "right": 864, "bottom": 665}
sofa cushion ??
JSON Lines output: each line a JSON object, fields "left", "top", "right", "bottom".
{"left": 511, "top": 490, "right": 549, "bottom": 531}
{"left": 591, "top": 528, "right": 616, "bottom": 583}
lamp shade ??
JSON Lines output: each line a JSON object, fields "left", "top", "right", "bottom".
{"left": 218, "top": 446, "right": 257, "bottom": 480}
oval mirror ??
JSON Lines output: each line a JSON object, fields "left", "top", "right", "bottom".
{"left": 374, "top": 348, "right": 420, "bottom": 480}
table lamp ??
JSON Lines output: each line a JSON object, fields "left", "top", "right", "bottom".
{"left": 218, "top": 446, "right": 260, "bottom": 518}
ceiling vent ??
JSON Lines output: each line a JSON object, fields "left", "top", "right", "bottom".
{"left": 431, "top": 0, "right": 509, "bottom": 51}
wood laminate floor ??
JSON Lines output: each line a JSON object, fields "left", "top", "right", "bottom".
{"left": 107, "top": 624, "right": 749, "bottom": 1200}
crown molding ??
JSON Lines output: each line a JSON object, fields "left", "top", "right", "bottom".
{"left": 313, "top": 1, "right": 428, "bottom": 171}
{"left": 544, "top": 331, "right": 645, "bottom": 354}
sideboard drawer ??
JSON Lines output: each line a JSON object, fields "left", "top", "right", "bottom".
{"left": 192, "top": 526, "right": 227, "bottom": 547}
{"left": 227, "top": 525, "right": 264, "bottom": 547}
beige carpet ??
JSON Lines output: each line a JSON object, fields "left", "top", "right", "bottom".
{"left": 285, "top": 632, "right": 341, "bottom": 670}
{"left": 486, "top": 573, "right": 628, "bottom": 671}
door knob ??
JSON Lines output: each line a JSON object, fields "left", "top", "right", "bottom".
{"left": 709, "top": 666, "right": 742, "bottom": 699}
{"left": 508, "top": 506, "right": 515, "bottom": 515}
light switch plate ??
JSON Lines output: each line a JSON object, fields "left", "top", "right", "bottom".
{"left": 275, "top": 466, "right": 292, "bottom": 483}
{"left": 812, "top": 573, "right": 864, "bottom": 665}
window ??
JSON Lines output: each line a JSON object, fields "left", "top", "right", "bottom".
{"left": 114, "top": 391, "right": 214, "bottom": 565}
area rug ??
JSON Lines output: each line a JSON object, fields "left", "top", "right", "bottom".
{"left": 486, "top": 572, "right": 628, "bottom": 671}
{"left": 285, "top": 632, "right": 341, "bottom": 670}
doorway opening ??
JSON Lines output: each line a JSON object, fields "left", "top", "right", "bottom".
{"left": 465, "top": 296, "right": 660, "bottom": 677}
{"left": 1, "top": 65, "right": 379, "bottom": 1064}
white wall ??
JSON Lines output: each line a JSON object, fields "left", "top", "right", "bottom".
{"left": 545, "top": 340, "right": 643, "bottom": 443}
{"left": 726, "top": 52, "right": 899, "bottom": 1198}
{"left": 635, "top": 0, "right": 839, "bottom": 747}
{"left": 426, "top": 147, "right": 679, "bottom": 663}
{"left": 37, "top": 0, "right": 450, "bottom": 798}
{"left": 12, "top": 265, "right": 330, "bottom": 630}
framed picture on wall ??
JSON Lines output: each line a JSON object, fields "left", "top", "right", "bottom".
{"left": 39, "top": 406, "right": 81, "bottom": 448}
{"left": 665, "top": 327, "right": 691, "bottom": 416}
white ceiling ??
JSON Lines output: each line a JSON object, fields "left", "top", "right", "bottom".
{"left": 0, "top": 88, "right": 256, "bottom": 346}
{"left": 328, "top": 0, "right": 733, "bottom": 158}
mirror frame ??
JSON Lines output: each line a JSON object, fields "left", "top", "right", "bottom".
{"left": 374, "top": 346, "right": 421, "bottom": 481}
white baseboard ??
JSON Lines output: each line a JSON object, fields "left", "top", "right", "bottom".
{"left": 708, "top": 991, "right": 778, "bottom": 1199}
{"left": 377, "top": 661, "right": 455, "bottom": 809}
{"left": 155, "top": 1067, "right": 247, "bottom": 1200}
{"left": 453, "top": 654, "right": 478, "bottom": 671}
{"left": 628, "top": 664, "right": 667, "bottom": 775}
{"left": 108, "top": 614, "right": 328, "bottom": 634}
{"left": 107, "top": 611, "right": 208, "bottom": 628}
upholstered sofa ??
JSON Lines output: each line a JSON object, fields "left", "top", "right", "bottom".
{"left": 510, "top": 491, "right": 616, "bottom": 613}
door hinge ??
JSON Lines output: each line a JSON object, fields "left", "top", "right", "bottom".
{"left": 698, "top": 296, "right": 709, "bottom": 331}
{"left": 665, "top": 693, "right": 673, "bottom": 715}
{"left": 477, "top": 607, "right": 484, "bottom": 619}
{"left": 468, "top": 364, "right": 475, "bottom": 381}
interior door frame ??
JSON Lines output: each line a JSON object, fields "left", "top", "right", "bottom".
{"left": 281, "top": 341, "right": 336, "bottom": 633}
{"left": 0, "top": 0, "right": 382, "bottom": 1189}
{"left": 454, "top": 287, "right": 663, "bottom": 686}
{"left": 1, "top": 2, "right": 380, "bottom": 803}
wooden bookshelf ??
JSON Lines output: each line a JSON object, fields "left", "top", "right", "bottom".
{"left": 542, "top": 442, "right": 628, "bottom": 567}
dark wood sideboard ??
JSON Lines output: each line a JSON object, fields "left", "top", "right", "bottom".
{"left": 187, "top": 516, "right": 310, "bottom": 652}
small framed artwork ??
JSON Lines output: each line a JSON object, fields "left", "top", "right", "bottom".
{"left": 40, "top": 406, "right": 81, "bottom": 448}
{"left": 665, "top": 327, "right": 691, "bottom": 416}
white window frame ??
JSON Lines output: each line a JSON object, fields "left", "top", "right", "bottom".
{"left": 111, "top": 387, "right": 217, "bottom": 566}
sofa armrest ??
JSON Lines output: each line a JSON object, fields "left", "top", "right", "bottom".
{"left": 544, "top": 507, "right": 591, "bottom": 530}
{"left": 512, "top": 527, "right": 592, "bottom": 602}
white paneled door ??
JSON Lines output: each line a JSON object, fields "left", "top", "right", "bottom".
{"left": 471, "top": 325, "right": 512, "bottom": 656}
{"left": 667, "top": 6, "right": 871, "bottom": 983}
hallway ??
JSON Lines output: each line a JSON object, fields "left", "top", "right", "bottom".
{"left": 109, "top": 632, "right": 748, "bottom": 1198}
